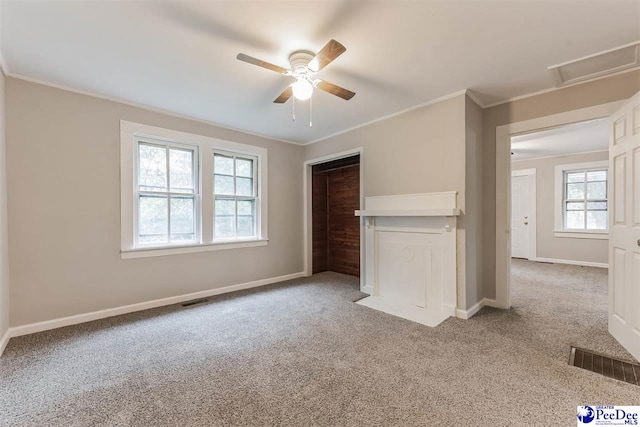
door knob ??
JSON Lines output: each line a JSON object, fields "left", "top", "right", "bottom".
{"left": 637, "top": 239, "right": 640, "bottom": 247}
{"left": 524, "top": 222, "right": 528, "bottom": 225}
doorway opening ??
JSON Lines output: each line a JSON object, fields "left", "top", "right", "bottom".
{"left": 311, "top": 154, "right": 360, "bottom": 277}
{"left": 506, "top": 117, "right": 635, "bottom": 361}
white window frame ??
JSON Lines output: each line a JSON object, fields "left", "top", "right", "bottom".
{"left": 121, "top": 121, "right": 268, "bottom": 259}
{"left": 135, "top": 138, "right": 201, "bottom": 247}
{"left": 554, "top": 160, "right": 609, "bottom": 239}
{"left": 213, "top": 150, "right": 260, "bottom": 242}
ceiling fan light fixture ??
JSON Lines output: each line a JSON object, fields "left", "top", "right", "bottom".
{"left": 292, "top": 78, "right": 313, "bottom": 100}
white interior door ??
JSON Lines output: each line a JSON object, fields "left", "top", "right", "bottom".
{"left": 609, "top": 91, "right": 640, "bottom": 362}
{"left": 511, "top": 175, "right": 530, "bottom": 259}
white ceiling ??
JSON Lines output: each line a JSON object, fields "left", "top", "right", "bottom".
{"left": 511, "top": 118, "right": 609, "bottom": 161}
{"left": 2, "top": 1, "right": 639, "bottom": 144}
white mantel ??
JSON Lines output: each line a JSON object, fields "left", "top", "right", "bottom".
{"left": 355, "top": 192, "right": 460, "bottom": 327}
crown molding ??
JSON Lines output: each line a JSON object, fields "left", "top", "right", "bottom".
{"left": 511, "top": 149, "right": 609, "bottom": 163}
{"left": 7, "top": 73, "right": 304, "bottom": 146}
{"left": 306, "top": 89, "right": 470, "bottom": 145}
{"left": 465, "top": 90, "right": 485, "bottom": 108}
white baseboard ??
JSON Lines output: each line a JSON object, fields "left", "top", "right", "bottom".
{"left": 531, "top": 257, "right": 608, "bottom": 269}
{"left": 7, "top": 272, "right": 305, "bottom": 340}
{"left": 0, "top": 328, "right": 10, "bottom": 357}
{"left": 456, "top": 298, "right": 499, "bottom": 320}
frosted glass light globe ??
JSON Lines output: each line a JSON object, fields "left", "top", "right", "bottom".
{"left": 292, "top": 79, "right": 313, "bottom": 100}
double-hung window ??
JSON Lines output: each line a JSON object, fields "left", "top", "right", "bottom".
{"left": 554, "top": 160, "right": 608, "bottom": 238}
{"left": 563, "top": 168, "right": 608, "bottom": 230}
{"left": 213, "top": 152, "right": 258, "bottom": 240}
{"left": 121, "top": 121, "right": 268, "bottom": 258}
{"left": 136, "top": 140, "right": 199, "bottom": 245}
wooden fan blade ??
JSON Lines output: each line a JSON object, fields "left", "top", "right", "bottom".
{"left": 316, "top": 81, "right": 355, "bottom": 100}
{"left": 274, "top": 86, "right": 293, "bottom": 103}
{"left": 236, "top": 53, "right": 289, "bottom": 74}
{"left": 308, "top": 39, "right": 346, "bottom": 72}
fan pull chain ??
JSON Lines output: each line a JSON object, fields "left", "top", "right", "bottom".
{"left": 292, "top": 96, "right": 296, "bottom": 121}
{"left": 309, "top": 95, "right": 313, "bottom": 127}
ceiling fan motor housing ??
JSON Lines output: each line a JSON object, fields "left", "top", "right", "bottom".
{"left": 289, "top": 51, "right": 315, "bottom": 75}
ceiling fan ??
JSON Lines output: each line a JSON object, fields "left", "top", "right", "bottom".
{"left": 236, "top": 39, "right": 356, "bottom": 104}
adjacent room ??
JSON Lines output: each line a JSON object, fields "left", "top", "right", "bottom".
{"left": 509, "top": 119, "right": 627, "bottom": 364}
{"left": 0, "top": 1, "right": 639, "bottom": 426}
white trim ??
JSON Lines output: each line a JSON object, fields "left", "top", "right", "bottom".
{"left": 121, "top": 239, "right": 269, "bottom": 259}
{"left": 0, "top": 329, "right": 10, "bottom": 357}
{"left": 552, "top": 231, "right": 608, "bottom": 240}
{"left": 355, "top": 209, "right": 460, "bottom": 217}
{"left": 7, "top": 272, "right": 305, "bottom": 339}
{"left": 553, "top": 160, "right": 609, "bottom": 233}
{"left": 9, "top": 74, "right": 301, "bottom": 146}
{"left": 511, "top": 168, "right": 537, "bottom": 261}
{"left": 455, "top": 298, "right": 498, "bottom": 320}
{"left": 495, "top": 100, "right": 623, "bottom": 310}
{"left": 512, "top": 149, "right": 609, "bottom": 163}
{"left": 532, "top": 257, "right": 608, "bottom": 269}
{"left": 547, "top": 41, "right": 640, "bottom": 87}
{"left": 465, "top": 90, "right": 484, "bottom": 109}
{"left": 120, "top": 120, "right": 268, "bottom": 258}
{"left": 303, "top": 148, "right": 364, "bottom": 289}
{"left": 306, "top": 90, "right": 468, "bottom": 145}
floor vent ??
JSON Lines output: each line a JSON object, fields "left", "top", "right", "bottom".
{"left": 181, "top": 298, "right": 209, "bottom": 307}
{"left": 570, "top": 346, "right": 639, "bottom": 386}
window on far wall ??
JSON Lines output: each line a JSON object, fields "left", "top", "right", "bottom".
{"left": 213, "top": 152, "right": 258, "bottom": 240}
{"left": 563, "top": 168, "right": 608, "bottom": 230}
{"left": 120, "top": 121, "right": 268, "bottom": 259}
{"left": 136, "top": 140, "right": 199, "bottom": 245}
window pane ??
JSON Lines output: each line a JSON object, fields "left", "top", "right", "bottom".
{"left": 236, "top": 177, "right": 253, "bottom": 196}
{"left": 170, "top": 148, "right": 194, "bottom": 193}
{"left": 139, "top": 144, "right": 167, "bottom": 191}
{"left": 565, "top": 211, "right": 585, "bottom": 229}
{"left": 170, "top": 197, "right": 195, "bottom": 240}
{"left": 214, "top": 154, "right": 234, "bottom": 175}
{"left": 237, "top": 216, "right": 255, "bottom": 237}
{"left": 587, "top": 211, "right": 607, "bottom": 230}
{"left": 566, "top": 183, "right": 585, "bottom": 200}
{"left": 237, "top": 200, "right": 254, "bottom": 215}
{"left": 587, "top": 181, "right": 606, "bottom": 199}
{"left": 215, "top": 198, "right": 235, "bottom": 216}
{"left": 587, "top": 201, "right": 607, "bottom": 210}
{"left": 215, "top": 216, "right": 235, "bottom": 239}
{"left": 587, "top": 170, "right": 607, "bottom": 182}
{"left": 139, "top": 195, "right": 168, "bottom": 243}
{"left": 566, "top": 202, "right": 584, "bottom": 211}
{"left": 236, "top": 158, "right": 253, "bottom": 178}
{"left": 566, "top": 172, "right": 585, "bottom": 183}
{"left": 214, "top": 175, "right": 234, "bottom": 195}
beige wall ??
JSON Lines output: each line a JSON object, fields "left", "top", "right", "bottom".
{"left": 464, "top": 96, "right": 484, "bottom": 309}
{"left": 303, "top": 93, "right": 481, "bottom": 310}
{"left": 0, "top": 70, "right": 8, "bottom": 338}
{"left": 482, "top": 70, "right": 640, "bottom": 299}
{"left": 6, "top": 78, "right": 305, "bottom": 326}
{"left": 512, "top": 151, "right": 609, "bottom": 265}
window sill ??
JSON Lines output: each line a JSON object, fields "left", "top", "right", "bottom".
{"left": 553, "top": 230, "right": 608, "bottom": 240}
{"left": 121, "top": 239, "right": 268, "bottom": 259}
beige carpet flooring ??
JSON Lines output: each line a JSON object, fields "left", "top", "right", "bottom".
{"left": 0, "top": 260, "right": 638, "bottom": 426}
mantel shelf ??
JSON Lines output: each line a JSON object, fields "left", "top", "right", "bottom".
{"left": 355, "top": 209, "right": 461, "bottom": 217}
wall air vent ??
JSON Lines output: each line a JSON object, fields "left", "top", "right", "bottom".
{"left": 548, "top": 41, "right": 640, "bottom": 87}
